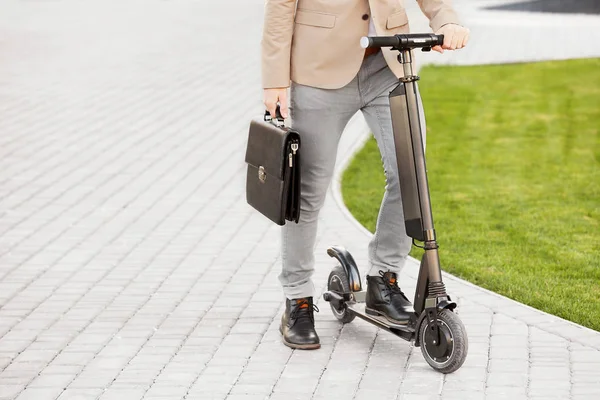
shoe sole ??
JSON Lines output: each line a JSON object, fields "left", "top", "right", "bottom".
{"left": 365, "top": 307, "right": 409, "bottom": 326}
{"left": 279, "top": 326, "right": 321, "bottom": 350}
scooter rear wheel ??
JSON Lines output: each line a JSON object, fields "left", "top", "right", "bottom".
{"left": 327, "top": 266, "right": 356, "bottom": 324}
{"left": 419, "top": 309, "right": 468, "bottom": 373}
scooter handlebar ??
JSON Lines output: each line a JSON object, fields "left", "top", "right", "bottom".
{"left": 360, "top": 34, "right": 444, "bottom": 50}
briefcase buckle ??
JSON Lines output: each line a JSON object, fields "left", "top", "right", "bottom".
{"left": 258, "top": 166, "right": 267, "bottom": 183}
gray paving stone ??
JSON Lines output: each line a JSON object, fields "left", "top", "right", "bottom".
{"left": 14, "top": 387, "right": 64, "bottom": 400}
{"left": 225, "top": 395, "right": 268, "bottom": 400}
{"left": 153, "top": 371, "right": 196, "bottom": 387}
{"left": 488, "top": 359, "right": 529, "bottom": 373}
{"left": 143, "top": 385, "right": 187, "bottom": 398}
{"left": 182, "top": 395, "right": 226, "bottom": 400}
{"left": 227, "top": 384, "right": 273, "bottom": 396}
{"left": 490, "top": 335, "right": 528, "bottom": 348}
{"left": 527, "top": 388, "right": 571, "bottom": 398}
{"left": 441, "top": 379, "right": 484, "bottom": 392}
{"left": 571, "top": 368, "right": 600, "bottom": 381}
{"left": 489, "top": 346, "right": 529, "bottom": 360}
{"left": 438, "top": 392, "right": 484, "bottom": 400}
{"left": 312, "top": 381, "right": 356, "bottom": 399}
{"left": 572, "top": 394, "right": 600, "bottom": 400}
{"left": 485, "top": 386, "right": 527, "bottom": 396}
{"left": 268, "top": 393, "right": 313, "bottom": 400}
{"left": 396, "top": 394, "right": 440, "bottom": 400}
{"left": 529, "top": 366, "right": 570, "bottom": 381}
{"left": 98, "top": 387, "right": 146, "bottom": 400}
{"left": 486, "top": 396, "right": 528, "bottom": 400}
{"left": 397, "top": 375, "right": 442, "bottom": 395}
{"left": 443, "top": 368, "right": 486, "bottom": 384}
{"left": 528, "top": 375, "right": 572, "bottom": 394}
{"left": 56, "top": 389, "right": 103, "bottom": 400}
{"left": 354, "top": 389, "right": 397, "bottom": 400}
{"left": 460, "top": 353, "right": 489, "bottom": 368}
{"left": 272, "top": 378, "right": 318, "bottom": 395}
{"left": 572, "top": 361, "right": 600, "bottom": 371}
{"left": 571, "top": 383, "right": 600, "bottom": 396}
{"left": 0, "top": 385, "right": 25, "bottom": 400}
{"left": 187, "top": 384, "right": 232, "bottom": 398}
{"left": 571, "top": 349, "right": 600, "bottom": 363}
{"left": 486, "top": 372, "right": 528, "bottom": 388}
{"left": 278, "top": 366, "right": 322, "bottom": 381}
{"left": 27, "top": 373, "right": 74, "bottom": 389}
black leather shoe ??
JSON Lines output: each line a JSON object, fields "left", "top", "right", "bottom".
{"left": 279, "top": 297, "right": 320, "bottom": 350}
{"left": 365, "top": 271, "right": 414, "bottom": 325}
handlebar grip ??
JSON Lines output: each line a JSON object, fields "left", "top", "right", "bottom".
{"left": 360, "top": 36, "right": 399, "bottom": 49}
{"left": 360, "top": 34, "right": 444, "bottom": 50}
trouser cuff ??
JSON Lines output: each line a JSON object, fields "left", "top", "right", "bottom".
{"left": 367, "top": 259, "right": 406, "bottom": 277}
{"left": 282, "top": 279, "right": 315, "bottom": 300}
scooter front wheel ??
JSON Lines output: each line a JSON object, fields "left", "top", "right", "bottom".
{"left": 327, "top": 266, "right": 356, "bottom": 324}
{"left": 419, "top": 309, "right": 468, "bottom": 373}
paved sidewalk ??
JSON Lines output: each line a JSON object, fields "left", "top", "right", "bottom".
{"left": 0, "top": 1, "right": 599, "bottom": 400}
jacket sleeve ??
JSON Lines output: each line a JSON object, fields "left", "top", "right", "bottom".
{"left": 416, "top": 0, "right": 462, "bottom": 32}
{"left": 261, "top": 0, "right": 296, "bottom": 89}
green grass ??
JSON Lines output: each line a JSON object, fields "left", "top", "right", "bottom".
{"left": 342, "top": 58, "right": 600, "bottom": 331}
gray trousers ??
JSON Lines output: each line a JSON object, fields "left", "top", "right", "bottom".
{"left": 280, "top": 51, "right": 426, "bottom": 299}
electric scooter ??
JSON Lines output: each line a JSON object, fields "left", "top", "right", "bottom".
{"left": 322, "top": 34, "right": 468, "bottom": 374}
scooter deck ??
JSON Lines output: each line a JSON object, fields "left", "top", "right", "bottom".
{"left": 345, "top": 296, "right": 416, "bottom": 342}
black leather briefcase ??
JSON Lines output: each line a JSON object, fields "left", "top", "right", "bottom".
{"left": 245, "top": 108, "right": 301, "bottom": 225}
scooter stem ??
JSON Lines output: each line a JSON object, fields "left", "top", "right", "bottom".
{"left": 394, "top": 50, "right": 444, "bottom": 295}
{"left": 397, "top": 50, "right": 436, "bottom": 242}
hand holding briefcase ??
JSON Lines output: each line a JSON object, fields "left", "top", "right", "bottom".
{"left": 245, "top": 106, "right": 301, "bottom": 226}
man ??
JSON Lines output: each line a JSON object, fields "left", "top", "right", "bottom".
{"left": 262, "top": 0, "right": 469, "bottom": 350}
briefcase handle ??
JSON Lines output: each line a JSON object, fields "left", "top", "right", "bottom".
{"left": 264, "top": 105, "right": 285, "bottom": 126}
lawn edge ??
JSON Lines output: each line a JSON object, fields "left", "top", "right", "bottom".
{"left": 331, "top": 113, "right": 600, "bottom": 345}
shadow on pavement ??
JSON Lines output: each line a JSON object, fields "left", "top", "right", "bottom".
{"left": 486, "top": 0, "right": 600, "bottom": 15}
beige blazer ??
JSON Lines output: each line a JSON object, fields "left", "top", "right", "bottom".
{"left": 262, "top": 0, "right": 461, "bottom": 89}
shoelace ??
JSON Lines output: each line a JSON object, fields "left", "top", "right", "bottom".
{"left": 290, "top": 299, "right": 319, "bottom": 323}
{"left": 379, "top": 271, "right": 407, "bottom": 300}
